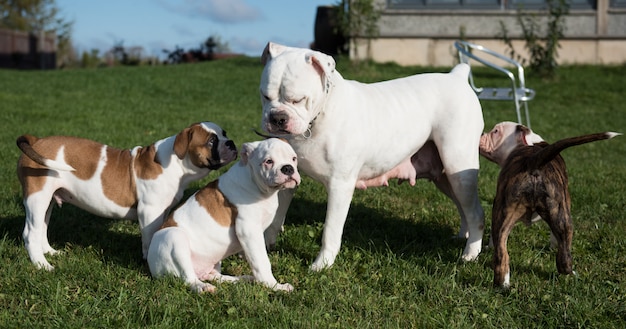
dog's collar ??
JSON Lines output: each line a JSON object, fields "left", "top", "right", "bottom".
{"left": 304, "top": 72, "right": 335, "bottom": 139}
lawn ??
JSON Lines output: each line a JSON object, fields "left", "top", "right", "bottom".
{"left": 0, "top": 55, "right": 625, "bottom": 328}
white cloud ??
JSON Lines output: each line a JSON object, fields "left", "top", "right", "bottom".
{"left": 156, "top": 0, "right": 263, "bottom": 24}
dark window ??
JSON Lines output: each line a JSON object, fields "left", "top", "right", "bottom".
{"left": 507, "top": 0, "right": 595, "bottom": 9}
{"left": 387, "top": 0, "right": 595, "bottom": 10}
{"left": 610, "top": 0, "right": 626, "bottom": 8}
{"left": 387, "top": 0, "right": 500, "bottom": 9}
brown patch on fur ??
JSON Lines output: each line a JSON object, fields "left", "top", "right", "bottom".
{"left": 62, "top": 137, "right": 102, "bottom": 180}
{"left": 173, "top": 123, "right": 217, "bottom": 168}
{"left": 17, "top": 136, "right": 103, "bottom": 197}
{"left": 187, "top": 127, "right": 217, "bottom": 169}
{"left": 195, "top": 179, "right": 237, "bottom": 227}
{"left": 17, "top": 159, "right": 48, "bottom": 197}
{"left": 102, "top": 147, "right": 137, "bottom": 208}
{"left": 133, "top": 144, "right": 164, "bottom": 180}
{"left": 160, "top": 213, "right": 178, "bottom": 229}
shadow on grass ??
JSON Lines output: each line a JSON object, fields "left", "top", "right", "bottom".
{"left": 3, "top": 186, "right": 488, "bottom": 275}
{"left": 0, "top": 201, "right": 143, "bottom": 271}
{"left": 282, "top": 194, "right": 467, "bottom": 266}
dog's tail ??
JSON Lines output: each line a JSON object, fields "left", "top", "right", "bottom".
{"left": 16, "top": 135, "right": 76, "bottom": 172}
{"left": 533, "top": 132, "right": 621, "bottom": 169}
{"left": 450, "top": 63, "right": 471, "bottom": 78}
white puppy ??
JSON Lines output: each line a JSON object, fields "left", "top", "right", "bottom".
{"left": 17, "top": 122, "right": 237, "bottom": 270}
{"left": 259, "top": 42, "right": 485, "bottom": 270}
{"left": 479, "top": 121, "right": 545, "bottom": 165}
{"left": 147, "top": 138, "right": 300, "bottom": 293}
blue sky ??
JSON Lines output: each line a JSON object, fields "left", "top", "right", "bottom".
{"left": 56, "top": 0, "right": 334, "bottom": 58}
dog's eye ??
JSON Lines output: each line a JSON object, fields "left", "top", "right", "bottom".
{"left": 262, "top": 94, "right": 271, "bottom": 101}
{"left": 292, "top": 157, "right": 297, "bottom": 162}
{"left": 208, "top": 136, "right": 217, "bottom": 146}
{"left": 265, "top": 159, "right": 274, "bottom": 165}
{"left": 292, "top": 97, "right": 305, "bottom": 105}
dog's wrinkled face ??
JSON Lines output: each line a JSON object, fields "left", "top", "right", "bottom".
{"left": 241, "top": 138, "right": 301, "bottom": 194}
{"left": 259, "top": 42, "right": 336, "bottom": 136}
{"left": 174, "top": 122, "right": 238, "bottom": 170}
{"left": 479, "top": 121, "right": 544, "bottom": 165}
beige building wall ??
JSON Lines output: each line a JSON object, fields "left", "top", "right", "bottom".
{"left": 351, "top": 0, "right": 626, "bottom": 66}
{"left": 351, "top": 38, "right": 626, "bottom": 66}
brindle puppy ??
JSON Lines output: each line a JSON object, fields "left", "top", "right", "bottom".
{"left": 479, "top": 122, "right": 620, "bottom": 288}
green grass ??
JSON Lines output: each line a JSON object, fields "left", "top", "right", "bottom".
{"left": 1, "top": 57, "right": 625, "bottom": 328}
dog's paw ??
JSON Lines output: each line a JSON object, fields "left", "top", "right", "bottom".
{"left": 44, "top": 247, "right": 61, "bottom": 256}
{"left": 190, "top": 282, "right": 217, "bottom": 294}
{"left": 36, "top": 262, "right": 54, "bottom": 271}
{"left": 461, "top": 248, "right": 481, "bottom": 262}
{"left": 310, "top": 252, "right": 335, "bottom": 271}
{"left": 273, "top": 282, "right": 294, "bottom": 292}
{"left": 461, "top": 240, "right": 482, "bottom": 262}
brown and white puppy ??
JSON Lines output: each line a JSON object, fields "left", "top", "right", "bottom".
{"left": 147, "top": 138, "right": 300, "bottom": 293}
{"left": 480, "top": 121, "right": 620, "bottom": 287}
{"left": 16, "top": 122, "right": 237, "bottom": 270}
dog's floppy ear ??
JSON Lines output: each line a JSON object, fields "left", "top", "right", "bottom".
{"left": 173, "top": 127, "right": 192, "bottom": 159}
{"left": 240, "top": 142, "right": 258, "bottom": 166}
{"left": 307, "top": 52, "right": 335, "bottom": 76}
{"left": 306, "top": 51, "right": 336, "bottom": 92}
{"left": 261, "top": 42, "right": 288, "bottom": 65}
{"left": 516, "top": 124, "right": 543, "bottom": 146}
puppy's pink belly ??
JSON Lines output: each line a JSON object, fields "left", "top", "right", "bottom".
{"left": 190, "top": 241, "right": 240, "bottom": 280}
{"left": 193, "top": 265, "right": 216, "bottom": 281}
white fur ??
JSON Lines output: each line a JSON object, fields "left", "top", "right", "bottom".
{"left": 259, "top": 42, "right": 486, "bottom": 270}
{"left": 148, "top": 138, "right": 300, "bottom": 293}
{"left": 20, "top": 122, "right": 236, "bottom": 270}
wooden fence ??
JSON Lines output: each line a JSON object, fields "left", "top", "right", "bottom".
{"left": 0, "top": 29, "right": 56, "bottom": 69}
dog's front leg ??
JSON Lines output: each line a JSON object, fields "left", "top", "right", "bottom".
{"left": 264, "top": 188, "right": 296, "bottom": 249}
{"left": 311, "top": 179, "right": 356, "bottom": 271}
{"left": 237, "top": 217, "right": 293, "bottom": 292}
{"left": 137, "top": 205, "right": 168, "bottom": 259}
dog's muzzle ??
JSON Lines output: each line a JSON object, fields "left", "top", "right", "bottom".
{"left": 281, "top": 164, "right": 294, "bottom": 176}
{"left": 269, "top": 112, "right": 289, "bottom": 132}
{"left": 208, "top": 140, "right": 237, "bottom": 170}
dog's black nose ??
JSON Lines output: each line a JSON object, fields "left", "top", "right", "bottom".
{"left": 270, "top": 113, "right": 289, "bottom": 128}
{"left": 281, "top": 164, "right": 294, "bottom": 176}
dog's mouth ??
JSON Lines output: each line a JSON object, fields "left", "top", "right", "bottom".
{"left": 264, "top": 124, "right": 292, "bottom": 136}
{"left": 207, "top": 142, "right": 238, "bottom": 170}
{"left": 274, "top": 129, "right": 292, "bottom": 136}
{"left": 269, "top": 175, "right": 301, "bottom": 190}
{"left": 272, "top": 181, "right": 298, "bottom": 190}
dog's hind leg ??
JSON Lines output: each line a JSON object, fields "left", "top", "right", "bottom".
{"left": 492, "top": 204, "right": 526, "bottom": 288}
{"left": 41, "top": 202, "right": 60, "bottom": 255}
{"left": 445, "top": 169, "right": 485, "bottom": 262}
{"left": 432, "top": 174, "right": 468, "bottom": 239}
{"left": 539, "top": 206, "right": 574, "bottom": 276}
{"left": 148, "top": 228, "right": 217, "bottom": 293}
{"left": 23, "top": 194, "right": 55, "bottom": 270}
{"left": 409, "top": 144, "right": 484, "bottom": 263}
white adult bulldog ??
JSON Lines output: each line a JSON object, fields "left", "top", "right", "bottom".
{"left": 148, "top": 138, "right": 300, "bottom": 293}
{"left": 259, "top": 42, "right": 485, "bottom": 271}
